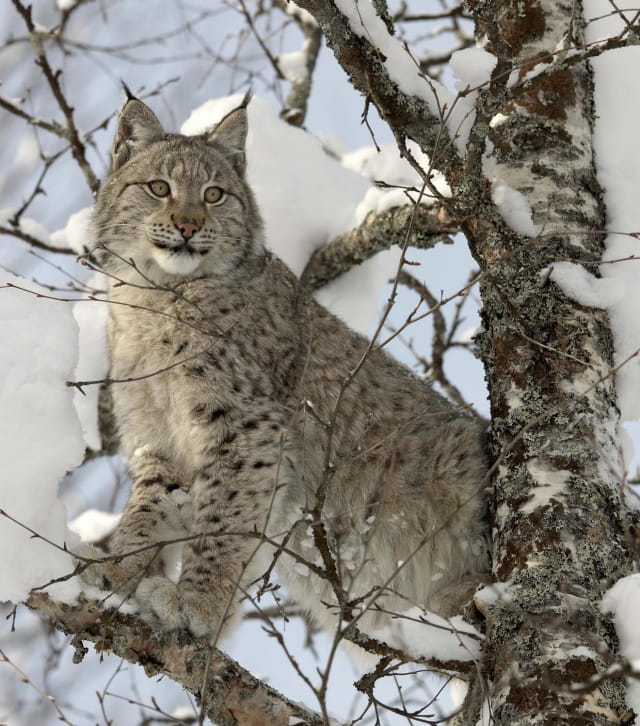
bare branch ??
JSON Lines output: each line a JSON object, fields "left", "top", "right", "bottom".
{"left": 393, "top": 5, "right": 468, "bottom": 23}
{"left": 0, "top": 646, "right": 77, "bottom": 725}
{"left": 26, "top": 593, "right": 327, "bottom": 726}
{"left": 11, "top": 0, "right": 100, "bottom": 193}
{"left": 0, "top": 225, "right": 76, "bottom": 255}
{"left": 237, "top": 0, "right": 286, "bottom": 82}
{"left": 396, "top": 269, "right": 476, "bottom": 411}
{"left": 0, "top": 94, "right": 68, "bottom": 137}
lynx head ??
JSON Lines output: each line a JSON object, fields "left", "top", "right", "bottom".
{"left": 92, "top": 94, "right": 264, "bottom": 282}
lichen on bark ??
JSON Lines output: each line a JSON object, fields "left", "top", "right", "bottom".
{"left": 458, "top": 0, "right": 633, "bottom": 722}
{"left": 288, "top": 1, "right": 635, "bottom": 722}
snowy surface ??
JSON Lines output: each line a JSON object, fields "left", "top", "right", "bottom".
{"left": 568, "top": 8, "right": 640, "bottom": 717}
{"left": 375, "top": 607, "right": 483, "bottom": 662}
{"left": 72, "top": 291, "right": 110, "bottom": 451}
{"left": 343, "top": 140, "right": 451, "bottom": 225}
{"left": 182, "top": 95, "right": 369, "bottom": 277}
{"left": 284, "top": 1, "right": 317, "bottom": 27}
{"left": 450, "top": 47, "right": 497, "bottom": 92}
{"left": 601, "top": 574, "right": 640, "bottom": 715}
{"left": 69, "top": 508, "right": 120, "bottom": 543}
{"left": 581, "top": 0, "right": 640, "bottom": 421}
{"left": 277, "top": 50, "right": 308, "bottom": 83}
{"left": 449, "top": 47, "right": 497, "bottom": 147}
{"left": 550, "top": 261, "right": 624, "bottom": 309}
{"left": 50, "top": 206, "right": 94, "bottom": 255}
{"left": 491, "top": 181, "right": 540, "bottom": 238}
{"left": 0, "top": 269, "right": 83, "bottom": 603}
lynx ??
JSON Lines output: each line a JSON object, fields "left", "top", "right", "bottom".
{"left": 84, "top": 93, "right": 490, "bottom": 643}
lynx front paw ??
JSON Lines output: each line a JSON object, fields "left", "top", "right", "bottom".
{"left": 73, "top": 543, "right": 158, "bottom": 597}
{"left": 73, "top": 543, "right": 127, "bottom": 592}
{"left": 135, "top": 576, "right": 233, "bottom": 640}
{"left": 135, "top": 577, "right": 187, "bottom": 631}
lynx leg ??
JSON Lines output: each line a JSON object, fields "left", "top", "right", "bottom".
{"left": 80, "top": 451, "right": 187, "bottom": 595}
{"left": 135, "top": 462, "right": 250, "bottom": 639}
{"left": 135, "top": 420, "right": 290, "bottom": 639}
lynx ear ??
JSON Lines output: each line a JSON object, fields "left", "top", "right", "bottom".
{"left": 111, "top": 97, "right": 165, "bottom": 172}
{"left": 204, "top": 96, "right": 250, "bottom": 174}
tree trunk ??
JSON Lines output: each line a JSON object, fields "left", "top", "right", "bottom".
{"left": 460, "top": 0, "right": 633, "bottom": 722}
{"left": 290, "top": 0, "right": 636, "bottom": 721}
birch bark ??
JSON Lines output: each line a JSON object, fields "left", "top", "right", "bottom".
{"left": 459, "top": 1, "right": 632, "bottom": 722}
{"left": 293, "top": 0, "right": 635, "bottom": 722}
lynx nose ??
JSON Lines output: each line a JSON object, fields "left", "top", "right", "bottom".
{"left": 177, "top": 220, "right": 199, "bottom": 240}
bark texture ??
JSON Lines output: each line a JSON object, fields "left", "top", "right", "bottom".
{"left": 460, "top": 1, "right": 633, "bottom": 722}
{"left": 301, "top": 201, "right": 457, "bottom": 290}
{"left": 27, "top": 593, "right": 325, "bottom": 726}
{"left": 293, "top": 0, "right": 635, "bottom": 723}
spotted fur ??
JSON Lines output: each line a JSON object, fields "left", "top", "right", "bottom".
{"left": 86, "top": 96, "right": 490, "bottom": 642}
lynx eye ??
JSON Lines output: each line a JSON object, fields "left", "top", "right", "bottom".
{"left": 148, "top": 180, "right": 170, "bottom": 198}
{"left": 204, "top": 186, "right": 225, "bottom": 205}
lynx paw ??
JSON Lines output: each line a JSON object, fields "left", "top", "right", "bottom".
{"left": 73, "top": 543, "right": 147, "bottom": 596}
{"left": 73, "top": 543, "right": 123, "bottom": 591}
{"left": 135, "top": 577, "right": 187, "bottom": 631}
{"left": 135, "top": 576, "right": 232, "bottom": 640}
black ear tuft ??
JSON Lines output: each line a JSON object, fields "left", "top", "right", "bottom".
{"left": 120, "top": 80, "right": 137, "bottom": 101}
{"left": 204, "top": 98, "right": 250, "bottom": 175}
{"left": 110, "top": 96, "right": 164, "bottom": 172}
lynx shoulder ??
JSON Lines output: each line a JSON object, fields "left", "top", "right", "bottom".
{"left": 86, "top": 94, "right": 490, "bottom": 642}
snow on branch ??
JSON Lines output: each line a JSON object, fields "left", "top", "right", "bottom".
{"left": 292, "top": 0, "right": 465, "bottom": 178}
{"left": 273, "top": 0, "right": 323, "bottom": 127}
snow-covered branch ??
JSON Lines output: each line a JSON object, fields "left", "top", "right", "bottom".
{"left": 273, "top": 0, "right": 323, "bottom": 126}
{"left": 292, "top": 0, "right": 465, "bottom": 178}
